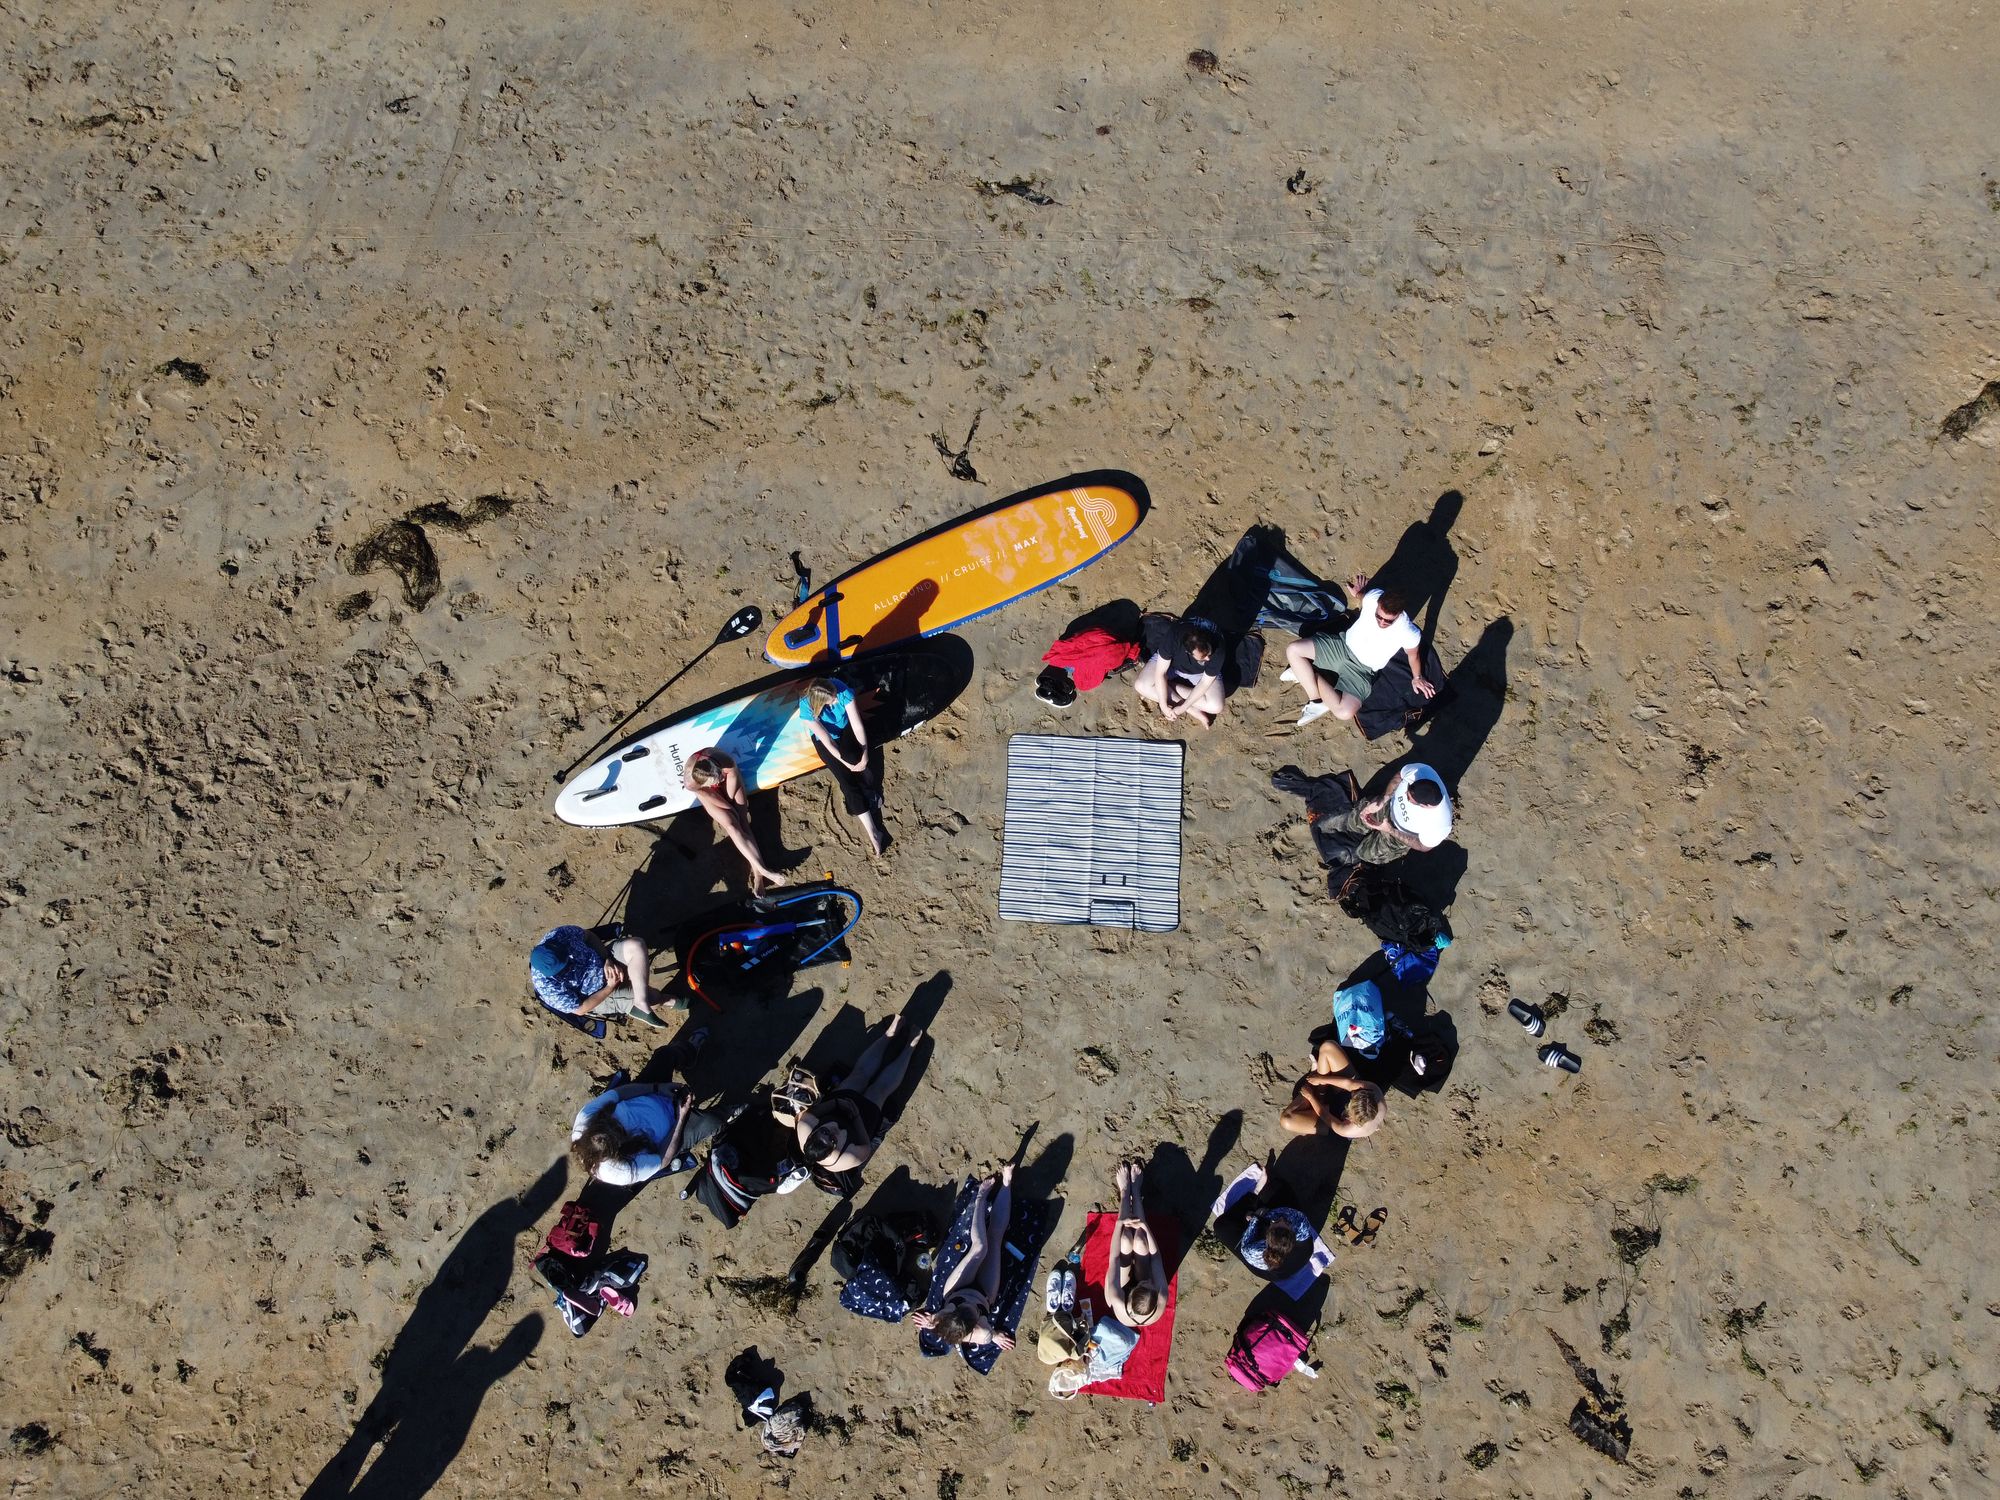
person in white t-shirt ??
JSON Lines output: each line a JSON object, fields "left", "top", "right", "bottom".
{"left": 1283, "top": 575, "right": 1434, "bottom": 728}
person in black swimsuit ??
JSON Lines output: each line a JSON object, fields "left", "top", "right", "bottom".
{"left": 912, "top": 1164, "right": 1016, "bottom": 1350}
{"left": 797, "top": 1012, "right": 924, "bottom": 1172}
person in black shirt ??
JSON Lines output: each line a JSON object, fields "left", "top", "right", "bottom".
{"left": 1134, "top": 616, "right": 1225, "bottom": 727}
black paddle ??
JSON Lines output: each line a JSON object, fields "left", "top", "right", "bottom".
{"left": 551, "top": 605, "right": 763, "bottom": 785}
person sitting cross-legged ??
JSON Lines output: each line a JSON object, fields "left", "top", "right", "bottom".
{"left": 1281, "top": 1036, "right": 1387, "bottom": 1141}
{"left": 530, "top": 923, "right": 671, "bottom": 1030}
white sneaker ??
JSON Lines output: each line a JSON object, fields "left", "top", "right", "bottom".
{"left": 1279, "top": 667, "right": 1299, "bottom": 685}
{"left": 1296, "top": 702, "right": 1332, "bottom": 726}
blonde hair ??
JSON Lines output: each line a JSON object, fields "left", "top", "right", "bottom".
{"left": 805, "top": 679, "right": 843, "bottom": 712}
{"left": 1344, "top": 1085, "right": 1384, "bottom": 1127}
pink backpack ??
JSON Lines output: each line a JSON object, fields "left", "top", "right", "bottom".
{"left": 1226, "top": 1306, "right": 1313, "bottom": 1391}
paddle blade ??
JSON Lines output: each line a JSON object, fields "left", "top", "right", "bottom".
{"left": 720, "top": 605, "right": 762, "bottom": 641}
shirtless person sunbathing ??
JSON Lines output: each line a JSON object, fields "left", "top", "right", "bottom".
{"left": 1281, "top": 1037, "right": 1387, "bottom": 1139}
{"left": 912, "top": 1165, "right": 1017, "bottom": 1349}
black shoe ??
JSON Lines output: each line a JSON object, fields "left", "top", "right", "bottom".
{"left": 1035, "top": 666, "right": 1078, "bottom": 707}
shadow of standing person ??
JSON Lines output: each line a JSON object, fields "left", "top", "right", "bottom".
{"left": 1403, "top": 615, "right": 1512, "bottom": 790}
{"left": 302, "top": 1158, "right": 567, "bottom": 1500}
{"left": 1369, "top": 490, "right": 1463, "bottom": 652}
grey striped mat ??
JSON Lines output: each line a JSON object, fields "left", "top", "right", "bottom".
{"left": 998, "top": 735, "right": 1184, "bottom": 933}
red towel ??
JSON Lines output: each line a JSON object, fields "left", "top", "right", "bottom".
{"left": 1076, "top": 1209, "right": 1179, "bottom": 1402}
{"left": 1042, "top": 628, "right": 1142, "bottom": 692}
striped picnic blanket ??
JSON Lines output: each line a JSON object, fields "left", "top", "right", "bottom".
{"left": 998, "top": 735, "right": 1184, "bottom": 933}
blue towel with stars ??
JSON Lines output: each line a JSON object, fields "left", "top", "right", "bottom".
{"left": 839, "top": 1262, "right": 909, "bottom": 1323}
{"left": 916, "top": 1177, "right": 1048, "bottom": 1374}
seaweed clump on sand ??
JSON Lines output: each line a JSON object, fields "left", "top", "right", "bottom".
{"left": 1550, "top": 1329, "right": 1632, "bottom": 1463}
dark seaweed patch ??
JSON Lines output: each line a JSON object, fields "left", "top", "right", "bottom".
{"left": 404, "top": 494, "right": 513, "bottom": 534}
{"left": 347, "top": 521, "right": 440, "bottom": 611}
{"left": 1611, "top": 1224, "right": 1659, "bottom": 1267}
{"left": 1939, "top": 380, "right": 2000, "bottom": 442}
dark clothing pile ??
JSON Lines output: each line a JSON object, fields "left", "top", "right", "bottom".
{"left": 1351, "top": 636, "right": 1452, "bottom": 741}
{"left": 1270, "top": 764, "right": 1367, "bottom": 878}
{"left": 1339, "top": 868, "right": 1450, "bottom": 950}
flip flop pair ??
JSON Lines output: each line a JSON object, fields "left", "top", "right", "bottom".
{"left": 1335, "top": 1204, "right": 1389, "bottom": 1247}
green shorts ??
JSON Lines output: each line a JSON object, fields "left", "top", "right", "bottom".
{"left": 1310, "top": 632, "right": 1377, "bottom": 702}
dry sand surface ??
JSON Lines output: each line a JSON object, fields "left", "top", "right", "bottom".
{"left": 3, "top": 2, "right": 1997, "bottom": 1496}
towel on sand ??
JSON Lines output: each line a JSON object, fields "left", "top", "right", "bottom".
{"left": 1076, "top": 1210, "right": 1180, "bottom": 1402}
{"left": 917, "top": 1177, "right": 1049, "bottom": 1374}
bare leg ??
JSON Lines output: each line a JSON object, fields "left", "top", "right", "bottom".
{"left": 845, "top": 1015, "right": 901, "bottom": 1091}
{"left": 974, "top": 1167, "right": 1014, "bottom": 1305}
{"left": 710, "top": 805, "right": 786, "bottom": 892}
{"left": 610, "top": 936, "right": 652, "bottom": 1012}
{"left": 1181, "top": 675, "right": 1226, "bottom": 728}
{"left": 938, "top": 1175, "right": 994, "bottom": 1302}
{"left": 860, "top": 1029, "right": 920, "bottom": 1107}
{"left": 1133, "top": 657, "right": 1171, "bottom": 712}
{"left": 1284, "top": 640, "right": 1326, "bottom": 704}
{"left": 1330, "top": 690, "right": 1364, "bottom": 722}
{"left": 858, "top": 808, "right": 888, "bottom": 855}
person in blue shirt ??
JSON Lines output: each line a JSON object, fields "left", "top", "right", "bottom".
{"left": 799, "top": 676, "right": 889, "bottom": 855}
{"left": 570, "top": 1052, "right": 725, "bottom": 1186}
{"left": 529, "top": 924, "right": 670, "bottom": 1030}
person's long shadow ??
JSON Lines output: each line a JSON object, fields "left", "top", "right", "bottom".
{"left": 855, "top": 576, "right": 940, "bottom": 655}
{"left": 1144, "top": 1110, "right": 1244, "bottom": 1276}
{"left": 302, "top": 1160, "right": 567, "bottom": 1500}
{"left": 1369, "top": 490, "right": 1463, "bottom": 653}
{"left": 622, "top": 825, "right": 728, "bottom": 947}
{"left": 1271, "top": 1134, "right": 1352, "bottom": 1228}
{"left": 1009, "top": 1127, "right": 1073, "bottom": 1268}
{"left": 1402, "top": 615, "right": 1512, "bottom": 789}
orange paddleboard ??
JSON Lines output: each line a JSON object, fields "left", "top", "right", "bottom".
{"left": 764, "top": 471, "right": 1147, "bottom": 665}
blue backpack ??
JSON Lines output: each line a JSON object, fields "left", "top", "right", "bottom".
{"left": 1332, "top": 980, "right": 1386, "bottom": 1059}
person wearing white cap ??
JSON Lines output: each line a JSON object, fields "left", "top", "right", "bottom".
{"left": 1326, "top": 763, "right": 1454, "bottom": 866}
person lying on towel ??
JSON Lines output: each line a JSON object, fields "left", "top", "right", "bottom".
{"left": 1281, "top": 1037, "right": 1387, "bottom": 1140}
{"left": 1284, "top": 576, "right": 1434, "bottom": 728}
{"left": 1133, "top": 616, "right": 1225, "bottom": 728}
{"left": 912, "top": 1166, "right": 1017, "bottom": 1350}
{"left": 1103, "top": 1159, "right": 1169, "bottom": 1330}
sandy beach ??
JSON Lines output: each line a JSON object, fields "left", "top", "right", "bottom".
{"left": 2, "top": 3, "right": 1996, "bottom": 1496}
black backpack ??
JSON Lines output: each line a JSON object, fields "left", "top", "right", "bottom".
{"left": 1339, "top": 869, "right": 1446, "bottom": 949}
{"left": 831, "top": 1210, "right": 940, "bottom": 1298}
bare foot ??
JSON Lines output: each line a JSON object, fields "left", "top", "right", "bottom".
{"left": 1115, "top": 1161, "right": 1132, "bottom": 1194}
{"left": 998, "top": 1162, "right": 1015, "bottom": 1187}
